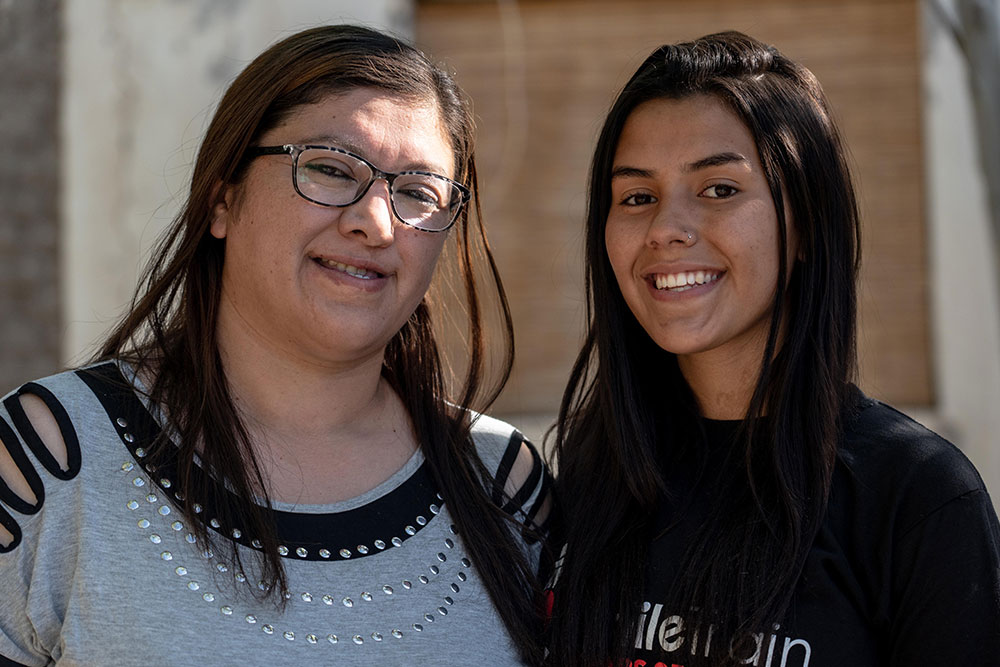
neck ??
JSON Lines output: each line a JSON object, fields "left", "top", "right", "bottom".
{"left": 214, "top": 299, "right": 418, "bottom": 504}
{"left": 677, "top": 339, "right": 766, "bottom": 421}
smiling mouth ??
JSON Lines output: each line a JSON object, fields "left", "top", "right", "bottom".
{"left": 314, "top": 257, "right": 384, "bottom": 280}
{"left": 651, "top": 270, "right": 721, "bottom": 292}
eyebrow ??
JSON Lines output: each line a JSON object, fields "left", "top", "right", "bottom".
{"left": 611, "top": 152, "right": 751, "bottom": 180}
{"left": 684, "top": 152, "right": 750, "bottom": 172}
{"left": 297, "top": 134, "right": 448, "bottom": 174}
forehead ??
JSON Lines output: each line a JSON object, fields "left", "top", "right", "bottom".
{"left": 263, "top": 87, "right": 456, "bottom": 176}
{"left": 614, "top": 94, "right": 758, "bottom": 167}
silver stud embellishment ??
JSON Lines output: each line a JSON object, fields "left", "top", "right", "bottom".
{"left": 158, "top": 505, "right": 170, "bottom": 516}
{"left": 209, "top": 518, "right": 220, "bottom": 529}
{"left": 322, "top": 595, "right": 334, "bottom": 605}
{"left": 413, "top": 624, "right": 423, "bottom": 632}
{"left": 416, "top": 515, "right": 427, "bottom": 526}
{"left": 203, "top": 593, "right": 215, "bottom": 602}
{"left": 352, "top": 636, "right": 363, "bottom": 645}
{"left": 327, "top": 634, "right": 338, "bottom": 644}
{"left": 306, "top": 634, "right": 318, "bottom": 644}
{"left": 371, "top": 632, "right": 383, "bottom": 642}
{"left": 361, "top": 592, "right": 372, "bottom": 602}
{"left": 175, "top": 566, "right": 187, "bottom": 576}
{"left": 149, "top": 534, "right": 162, "bottom": 544}
{"left": 296, "top": 547, "right": 307, "bottom": 558}
{"left": 135, "top": 447, "right": 145, "bottom": 457}
{"left": 246, "top": 615, "right": 257, "bottom": 624}
{"left": 160, "top": 551, "right": 172, "bottom": 561}
{"left": 221, "top": 606, "right": 233, "bottom": 616}
{"left": 121, "top": 462, "right": 134, "bottom": 472}
{"left": 342, "top": 597, "right": 353, "bottom": 607}
{"left": 383, "top": 585, "right": 394, "bottom": 595}
{"left": 339, "top": 548, "right": 351, "bottom": 559}
{"left": 404, "top": 525, "right": 416, "bottom": 536}
{"left": 123, "top": 433, "right": 135, "bottom": 443}
{"left": 357, "top": 544, "right": 369, "bottom": 555}
{"left": 318, "top": 548, "right": 331, "bottom": 558}
{"left": 283, "top": 631, "right": 295, "bottom": 641}
{"left": 391, "top": 537, "right": 403, "bottom": 547}
{"left": 132, "top": 477, "right": 145, "bottom": 487}
{"left": 392, "top": 629, "right": 403, "bottom": 639}
{"left": 116, "top": 417, "right": 128, "bottom": 428}
{"left": 277, "top": 545, "right": 288, "bottom": 556}
{"left": 262, "top": 625, "right": 274, "bottom": 635}
{"left": 187, "top": 581, "right": 200, "bottom": 591}
{"left": 127, "top": 500, "right": 139, "bottom": 510}
{"left": 374, "top": 539, "right": 386, "bottom": 550}
{"left": 138, "top": 519, "right": 150, "bottom": 529}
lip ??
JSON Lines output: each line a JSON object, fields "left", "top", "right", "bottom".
{"left": 310, "top": 254, "right": 392, "bottom": 290}
{"left": 640, "top": 263, "right": 725, "bottom": 299}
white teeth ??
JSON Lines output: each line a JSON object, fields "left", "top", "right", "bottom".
{"left": 318, "top": 258, "right": 378, "bottom": 279}
{"left": 651, "top": 270, "right": 720, "bottom": 291}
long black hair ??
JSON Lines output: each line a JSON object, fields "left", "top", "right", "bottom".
{"left": 97, "top": 25, "right": 546, "bottom": 664}
{"left": 548, "top": 31, "right": 861, "bottom": 665}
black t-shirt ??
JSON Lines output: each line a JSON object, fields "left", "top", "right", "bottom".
{"left": 631, "top": 392, "right": 1000, "bottom": 667}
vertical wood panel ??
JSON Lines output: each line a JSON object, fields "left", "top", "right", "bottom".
{"left": 418, "top": 0, "right": 929, "bottom": 414}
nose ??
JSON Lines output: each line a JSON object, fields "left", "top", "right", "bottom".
{"left": 646, "top": 196, "right": 697, "bottom": 248}
{"left": 338, "top": 178, "right": 395, "bottom": 246}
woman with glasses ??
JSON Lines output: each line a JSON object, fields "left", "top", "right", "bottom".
{"left": 0, "top": 25, "right": 551, "bottom": 666}
{"left": 546, "top": 31, "right": 1000, "bottom": 666}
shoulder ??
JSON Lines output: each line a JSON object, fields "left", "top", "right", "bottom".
{"left": 468, "top": 412, "right": 552, "bottom": 528}
{"left": 0, "top": 361, "right": 126, "bottom": 552}
{"left": 838, "top": 389, "right": 993, "bottom": 530}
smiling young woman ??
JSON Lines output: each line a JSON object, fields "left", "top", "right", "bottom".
{"left": 547, "top": 31, "right": 1000, "bottom": 667}
{"left": 0, "top": 26, "right": 552, "bottom": 666}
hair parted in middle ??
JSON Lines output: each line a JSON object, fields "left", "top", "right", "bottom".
{"left": 549, "top": 30, "right": 861, "bottom": 666}
{"left": 98, "top": 25, "right": 547, "bottom": 664}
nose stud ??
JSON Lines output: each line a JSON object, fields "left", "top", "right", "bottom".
{"left": 684, "top": 230, "right": 695, "bottom": 245}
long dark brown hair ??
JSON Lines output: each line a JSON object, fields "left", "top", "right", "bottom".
{"left": 548, "top": 31, "right": 861, "bottom": 665}
{"left": 97, "top": 25, "right": 546, "bottom": 664}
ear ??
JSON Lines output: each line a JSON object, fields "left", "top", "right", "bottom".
{"left": 209, "top": 180, "right": 236, "bottom": 240}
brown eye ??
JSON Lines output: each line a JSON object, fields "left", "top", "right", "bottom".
{"left": 621, "top": 193, "right": 656, "bottom": 206}
{"left": 702, "top": 184, "right": 738, "bottom": 199}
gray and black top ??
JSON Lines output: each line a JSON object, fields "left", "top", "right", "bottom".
{"left": 0, "top": 361, "right": 550, "bottom": 666}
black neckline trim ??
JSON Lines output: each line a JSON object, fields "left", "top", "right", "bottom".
{"left": 76, "top": 362, "right": 444, "bottom": 561}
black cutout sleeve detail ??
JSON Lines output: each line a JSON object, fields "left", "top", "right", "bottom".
{"left": 492, "top": 429, "right": 525, "bottom": 506}
{"left": 501, "top": 437, "right": 543, "bottom": 516}
{"left": 76, "top": 362, "right": 443, "bottom": 561}
{"left": 0, "top": 416, "right": 45, "bottom": 516}
{"left": 0, "top": 504, "right": 23, "bottom": 554}
{"left": 0, "top": 653, "right": 31, "bottom": 667}
{"left": 4, "top": 383, "right": 82, "bottom": 480}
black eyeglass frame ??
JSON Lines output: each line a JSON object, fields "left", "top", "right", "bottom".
{"left": 245, "top": 144, "right": 471, "bottom": 232}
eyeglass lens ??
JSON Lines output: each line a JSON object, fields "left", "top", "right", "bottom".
{"left": 295, "top": 148, "right": 461, "bottom": 231}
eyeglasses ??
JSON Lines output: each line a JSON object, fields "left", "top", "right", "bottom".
{"left": 246, "top": 144, "right": 470, "bottom": 232}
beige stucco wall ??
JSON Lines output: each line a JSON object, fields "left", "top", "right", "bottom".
{"left": 922, "top": 1, "right": 1000, "bottom": 503}
{"left": 61, "top": 0, "right": 410, "bottom": 364}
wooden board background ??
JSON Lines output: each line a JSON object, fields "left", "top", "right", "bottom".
{"left": 417, "top": 0, "right": 930, "bottom": 417}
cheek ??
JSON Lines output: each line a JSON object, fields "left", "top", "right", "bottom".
{"left": 604, "top": 221, "right": 634, "bottom": 281}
